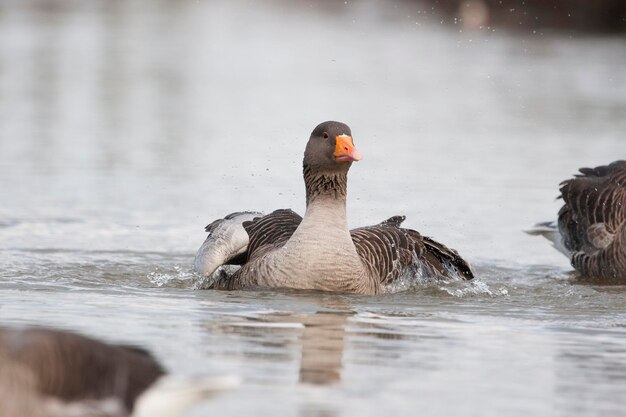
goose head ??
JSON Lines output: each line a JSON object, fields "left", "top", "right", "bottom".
{"left": 303, "top": 121, "right": 362, "bottom": 173}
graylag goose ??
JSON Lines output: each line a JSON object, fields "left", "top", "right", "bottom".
{"left": 528, "top": 160, "right": 626, "bottom": 281}
{"left": 0, "top": 327, "right": 236, "bottom": 417}
{"left": 194, "top": 121, "right": 473, "bottom": 295}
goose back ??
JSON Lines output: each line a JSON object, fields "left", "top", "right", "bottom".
{"left": 0, "top": 327, "right": 164, "bottom": 413}
{"left": 558, "top": 160, "right": 626, "bottom": 279}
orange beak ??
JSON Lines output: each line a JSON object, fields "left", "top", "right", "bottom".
{"left": 333, "top": 135, "right": 362, "bottom": 163}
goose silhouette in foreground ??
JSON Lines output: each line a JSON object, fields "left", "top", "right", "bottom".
{"left": 195, "top": 121, "right": 473, "bottom": 294}
{"left": 527, "top": 160, "right": 626, "bottom": 281}
{"left": 0, "top": 326, "right": 237, "bottom": 417}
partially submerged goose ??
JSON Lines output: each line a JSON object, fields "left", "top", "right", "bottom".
{"left": 528, "top": 160, "right": 626, "bottom": 281}
{"left": 0, "top": 327, "right": 236, "bottom": 417}
{"left": 195, "top": 121, "right": 473, "bottom": 294}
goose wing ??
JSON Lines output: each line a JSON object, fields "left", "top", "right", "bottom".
{"left": 558, "top": 161, "right": 626, "bottom": 252}
{"left": 194, "top": 211, "right": 264, "bottom": 276}
{"left": 243, "top": 209, "right": 303, "bottom": 260}
{"left": 195, "top": 209, "right": 303, "bottom": 278}
{"left": 558, "top": 160, "right": 626, "bottom": 278}
{"left": 208, "top": 209, "right": 302, "bottom": 290}
{"left": 350, "top": 216, "right": 473, "bottom": 287}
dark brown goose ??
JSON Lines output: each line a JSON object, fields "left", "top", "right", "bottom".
{"left": 528, "top": 160, "right": 626, "bottom": 281}
{"left": 194, "top": 121, "right": 473, "bottom": 294}
{"left": 0, "top": 327, "right": 236, "bottom": 417}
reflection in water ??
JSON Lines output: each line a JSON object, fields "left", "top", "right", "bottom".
{"left": 298, "top": 311, "right": 350, "bottom": 385}
{"left": 299, "top": 404, "right": 340, "bottom": 417}
{"left": 206, "top": 304, "right": 353, "bottom": 386}
{"left": 205, "top": 305, "right": 353, "bottom": 417}
{"left": 203, "top": 302, "right": 457, "bottom": 417}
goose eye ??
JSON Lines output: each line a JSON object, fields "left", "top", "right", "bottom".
{"left": 322, "top": 132, "right": 329, "bottom": 139}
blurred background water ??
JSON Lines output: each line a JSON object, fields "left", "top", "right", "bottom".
{"left": 0, "top": 1, "right": 625, "bottom": 416}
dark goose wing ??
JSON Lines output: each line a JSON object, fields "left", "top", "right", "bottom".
{"left": 243, "top": 209, "right": 303, "bottom": 260}
{"left": 350, "top": 216, "right": 473, "bottom": 287}
{"left": 209, "top": 209, "right": 302, "bottom": 289}
{"left": 558, "top": 160, "right": 626, "bottom": 279}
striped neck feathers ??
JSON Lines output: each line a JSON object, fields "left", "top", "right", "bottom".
{"left": 303, "top": 164, "right": 348, "bottom": 208}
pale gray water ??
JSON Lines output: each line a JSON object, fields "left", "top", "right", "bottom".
{"left": 0, "top": 1, "right": 625, "bottom": 416}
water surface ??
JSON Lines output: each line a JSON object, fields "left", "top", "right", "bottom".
{"left": 0, "top": 1, "right": 625, "bottom": 416}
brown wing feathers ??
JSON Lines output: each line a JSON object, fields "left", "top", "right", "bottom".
{"left": 208, "top": 209, "right": 303, "bottom": 290}
{"left": 421, "top": 235, "right": 474, "bottom": 279}
{"left": 558, "top": 160, "right": 626, "bottom": 279}
{"left": 243, "top": 209, "right": 302, "bottom": 261}
{"left": 351, "top": 227, "right": 406, "bottom": 286}
{"left": 351, "top": 217, "right": 474, "bottom": 285}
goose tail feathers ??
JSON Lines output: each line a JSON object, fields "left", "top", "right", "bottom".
{"left": 525, "top": 221, "right": 572, "bottom": 258}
